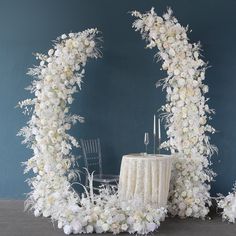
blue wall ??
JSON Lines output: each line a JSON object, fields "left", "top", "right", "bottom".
{"left": 0, "top": 0, "right": 235, "bottom": 199}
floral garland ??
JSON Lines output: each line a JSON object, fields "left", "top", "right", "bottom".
{"left": 218, "top": 183, "right": 236, "bottom": 223}
{"left": 132, "top": 8, "right": 217, "bottom": 218}
{"left": 18, "top": 29, "right": 166, "bottom": 234}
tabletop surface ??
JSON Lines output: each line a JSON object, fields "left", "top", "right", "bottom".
{"left": 123, "top": 153, "right": 174, "bottom": 160}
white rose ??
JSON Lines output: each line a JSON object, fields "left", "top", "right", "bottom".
{"left": 193, "top": 175, "right": 199, "bottom": 181}
{"left": 181, "top": 191, "right": 187, "bottom": 197}
{"left": 192, "top": 205, "right": 199, "bottom": 212}
{"left": 95, "top": 226, "right": 103, "bottom": 234}
{"left": 176, "top": 34, "right": 181, "bottom": 40}
{"left": 133, "top": 222, "right": 142, "bottom": 232}
{"left": 146, "top": 222, "right": 156, "bottom": 232}
{"left": 200, "top": 117, "right": 206, "bottom": 125}
{"left": 194, "top": 51, "right": 199, "bottom": 58}
{"left": 179, "top": 202, "right": 186, "bottom": 210}
{"left": 174, "top": 69, "right": 180, "bottom": 75}
{"left": 34, "top": 209, "right": 40, "bottom": 217}
{"left": 86, "top": 225, "right": 93, "bottom": 233}
{"left": 159, "top": 26, "right": 166, "bottom": 33}
{"left": 84, "top": 39, "right": 90, "bottom": 46}
{"left": 121, "top": 223, "right": 128, "bottom": 231}
{"left": 102, "top": 223, "right": 109, "bottom": 231}
{"left": 72, "top": 221, "right": 82, "bottom": 234}
{"left": 168, "top": 36, "right": 174, "bottom": 43}
{"left": 86, "top": 47, "right": 93, "bottom": 54}
{"left": 46, "top": 57, "right": 52, "bottom": 63}
{"left": 193, "top": 80, "right": 198, "bottom": 87}
{"left": 202, "top": 85, "right": 209, "bottom": 93}
{"left": 68, "top": 97, "right": 73, "bottom": 104}
{"left": 58, "top": 221, "right": 63, "bottom": 229}
{"left": 63, "top": 225, "right": 72, "bottom": 235}
{"left": 48, "top": 49, "right": 54, "bottom": 56}
{"left": 169, "top": 48, "right": 176, "bottom": 56}
{"left": 186, "top": 208, "right": 193, "bottom": 216}
{"left": 177, "top": 100, "right": 184, "bottom": 108}
{"left": 90, "top": 40, "right": 95, "bottom": 47}
{"left": 61, "top": 34, "right": 67, "bottom": 39}
{"left": 167, "top": 87, "right": 172, "bottom": 94}
{"left": 175, "top": 163, "right": 181, "bottom": 170}
{"left": 178, "top": 78, "right": 185, "bottom": 87}
{"left": 72, "top": 40, "right": 79, "bottom": 48}
{"left": 188, "top": 68, "right": 195, "bottom": 76}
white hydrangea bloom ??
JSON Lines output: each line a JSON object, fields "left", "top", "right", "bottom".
{"left": 132, "top": 7, "right": 217, "bottom": 219}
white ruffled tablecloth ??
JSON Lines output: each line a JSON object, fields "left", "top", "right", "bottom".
{"left": 118, "top": 153, "right": 173, "bottom": 208}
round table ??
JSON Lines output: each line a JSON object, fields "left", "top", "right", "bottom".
{"left": 118, "top": 153, "right": 173, "bottom": 208}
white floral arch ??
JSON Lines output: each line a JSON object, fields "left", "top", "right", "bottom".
{"left": 132, "top": 8, "right": 217, "bottom": 218}
{"left": 18, "top": 29, "right": 166, "bottom": 235}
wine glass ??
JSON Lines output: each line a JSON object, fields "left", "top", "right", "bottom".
{"left": 144, "top": 132, "right": 149, "bottom": 154}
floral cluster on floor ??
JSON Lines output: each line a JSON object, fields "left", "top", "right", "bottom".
{"left": 218, "top": 183, "right": 236, "bottom": 223}
{"left": 18, "top": 29, "right": 166, "bottom": 234}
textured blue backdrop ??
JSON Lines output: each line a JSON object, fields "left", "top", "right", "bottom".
{"left": 0, "top": 0, "right": 235, "bottom": 199}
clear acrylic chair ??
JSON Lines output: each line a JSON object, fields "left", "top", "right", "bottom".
{"left": 80, "top": 138, "right": 119, "bottom": 187}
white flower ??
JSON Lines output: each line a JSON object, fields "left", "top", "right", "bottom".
{"left": 146, "top": 222, "right": 156, "bottom": 232}
{"left": 202, "top": 85, "right": 209, "bottom": 93}
{"left": 160, "top": 26, "right": 166, "bottom": 33}
{"left": 58, "top": 221, "right": 63, "bottom": 229}
{"left": 169, "top": 48, "right": 176, "bottom": 57}
{"left": 133, "top": 222, "right": 142, "bottom": 232}
{"left": 63, "top": 225, "right": 72, "bottom": 235}
{"left": 34, "top": 209, "right": 40, "bottom": 217}
{"left": 71, "top": 221, "right": 82, "bottom": 234}
{"left": 121, "top": 223, "right": 128, "bottom": 231}
{"left": 102, "top": 223, "right": 109, "bottom": 231}
{"left": 69, "top": 33, "right": 74, "bottom": 37}
{"left": 178, "top": 78, "right": 185, "bottom": 87}
{"left": 48, "top": 49, "right": 54, "bottom": 56}
{"left": 86, "top": 225, "right": 93, "bottom": 233}
{"left": 188, "top": 68, "right": 195, "bottom": 76}
{"left": 61, "top": 34, "right": 67, "bottom": 39}
{"left": 186, "top": 208, "right": 193, "bottom": 217}
{"left": 179, "top": 202, "right": 186, "bottom": 210}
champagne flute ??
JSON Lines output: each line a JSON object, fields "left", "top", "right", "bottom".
{"left": 144, "top": 132, "right": 149, "bottom": 154}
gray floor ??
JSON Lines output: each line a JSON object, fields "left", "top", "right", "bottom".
{"left": 0, "top": 200, "right": 236, "bottom": 236}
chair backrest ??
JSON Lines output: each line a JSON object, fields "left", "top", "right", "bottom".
{"left": 80, "top": 138, "right": 102, "bottom": 175}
